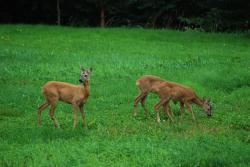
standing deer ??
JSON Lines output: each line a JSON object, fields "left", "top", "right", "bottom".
{"left": 133, "top": 75, "right": 212, "bottom": 123}
{"left": 37, "top": 66, "right": 92, "bottom": 128}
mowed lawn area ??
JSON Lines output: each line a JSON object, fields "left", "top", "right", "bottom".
{"left": 0, "top": 25, "right": 249, "bottom": 167}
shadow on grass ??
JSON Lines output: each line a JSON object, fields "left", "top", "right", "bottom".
{"left": 0, "top": 105, "right": 24, "bottom": 118}
{"left": 0, "top": 126, "right": 89, "bottom": 145}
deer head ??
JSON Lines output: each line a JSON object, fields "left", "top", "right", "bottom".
{"left": 202, "top": 98, "right": 212, "bottom": 117}
{"left": 79, "top": 65, "right": 92, "bottom": 84}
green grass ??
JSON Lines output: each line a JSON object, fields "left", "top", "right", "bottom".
{"left": 0, "top": 24, "right": 250, "bottom": 167}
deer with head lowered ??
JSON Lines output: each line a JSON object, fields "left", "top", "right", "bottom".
{"left": 37, "top": 66, "right": 92, "bottom": 128}
{"left": 133, "top": 75, "right": 212, "bottom": 123}
{"left": 133, "top": 75, "right": 166, "bottom": 117}
{"left": 153, "top": 81, "right": 212, "bottom": 122}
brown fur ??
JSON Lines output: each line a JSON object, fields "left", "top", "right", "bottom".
{"left": 133, "top": 75, "right": 171, "bottom": 122}
{"left": 133, "top": 75, "right": 166, "bottom": 116}
{"left": 154, "top": 81, "right": 211, "bottom": 122}
{"left": 37, "top": 80, "right": 90, "bottom": 128}
{"left": 133, "top": 75, "right": 211, "bottom": 123}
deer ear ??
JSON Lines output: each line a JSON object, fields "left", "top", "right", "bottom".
{"left": 208, "top": 97, "right": 211, "bottom": 102}
{"left": 80, "top": 65, "right": 85, "bottom": 71}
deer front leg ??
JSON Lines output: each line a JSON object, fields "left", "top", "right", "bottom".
{"left": 180, "top": 102, "right": 185, "bottom": 119}
{"left": 72, "top": 105, "right": 78, "bottom": 128}
{"left": 79, "top": 104, "right": 87, "bottom": 128}
{"left": 186, "top": 102, "right": 196, "bottom": 121}
{"left": 163, "top": 102, "right": 174, "bottom": 123}
{"left": 154, "top": 98, "right": 169, "bottom": 123}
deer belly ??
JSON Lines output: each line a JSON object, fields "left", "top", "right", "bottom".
{"left": 59, "top": 90, "right": 74, "bottom": 104}
{"left": 59, "top": 93, "right": 74, "bottom": 104}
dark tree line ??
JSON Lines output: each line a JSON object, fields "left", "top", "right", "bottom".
{"left": 1, "top": 0, "right": 249, "bottom": 32}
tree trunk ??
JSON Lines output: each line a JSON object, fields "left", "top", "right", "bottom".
{"left": 56, "top": 0, "right": 61, "bottom": 25}
{"left": 100, "top": 7, "right": 105, "bottom": 27}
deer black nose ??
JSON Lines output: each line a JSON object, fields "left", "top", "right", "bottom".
{"left": 79, "top": 79, "right": 83, "bottom": 83}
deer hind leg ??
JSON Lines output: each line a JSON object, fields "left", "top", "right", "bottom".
{"left": 133, "top": 92, "right": 147, "bottom": 116}
{"left": 49, "top": 102, "right": 60, "bottom": 128}
{"left": 79, "top": 104, "right": 87, "bottom": 128}
{"left": 141, "top": 95, "right": 149, "bottom": 116}
{"left": 37, "top": 102, "right": 49, "bottom": 126}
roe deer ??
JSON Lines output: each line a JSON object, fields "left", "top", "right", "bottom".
{"left": 133, "top": 75, "right": 166, "bottom": 117}
{"left": 133, "top": 75, "right": 212, "bottom": 123}
{"left": 133, "top": 75, "right": 178, "bottom": 122}
{"left": 153, "top": 81, "right": 212, "bottom": 123}
{"left": 37, "top": 66, "right": 92, "bottom": 128}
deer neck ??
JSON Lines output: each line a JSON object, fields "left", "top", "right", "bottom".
{"left": 80, "top": 80, "right": 90, "bottom": 96}
{"left": 193, "top": 96, "right": 204, "bottom": 108}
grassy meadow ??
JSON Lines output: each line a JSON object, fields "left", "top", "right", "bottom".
{"left": 0, "top": 25, "right": 250, "bottom": 167}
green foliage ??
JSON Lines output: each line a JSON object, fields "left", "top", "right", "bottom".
{"left": 1, "top": 0, "right": 249, "bottom": 31}
{"left": 0, "top": 25, "right": 250, "bottom": 167}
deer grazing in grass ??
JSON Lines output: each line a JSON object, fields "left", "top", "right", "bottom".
{"left": 133, "top": 75, "right": 166, "bottom": 116}
{"left": 153, "top": 81, "right": 212, "bottom": 123}
{"left": 133, "top": 75, "right": 212, "bottom": 123}
{"left": 37, "top": 66, "right": 92, "bottom": 128}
